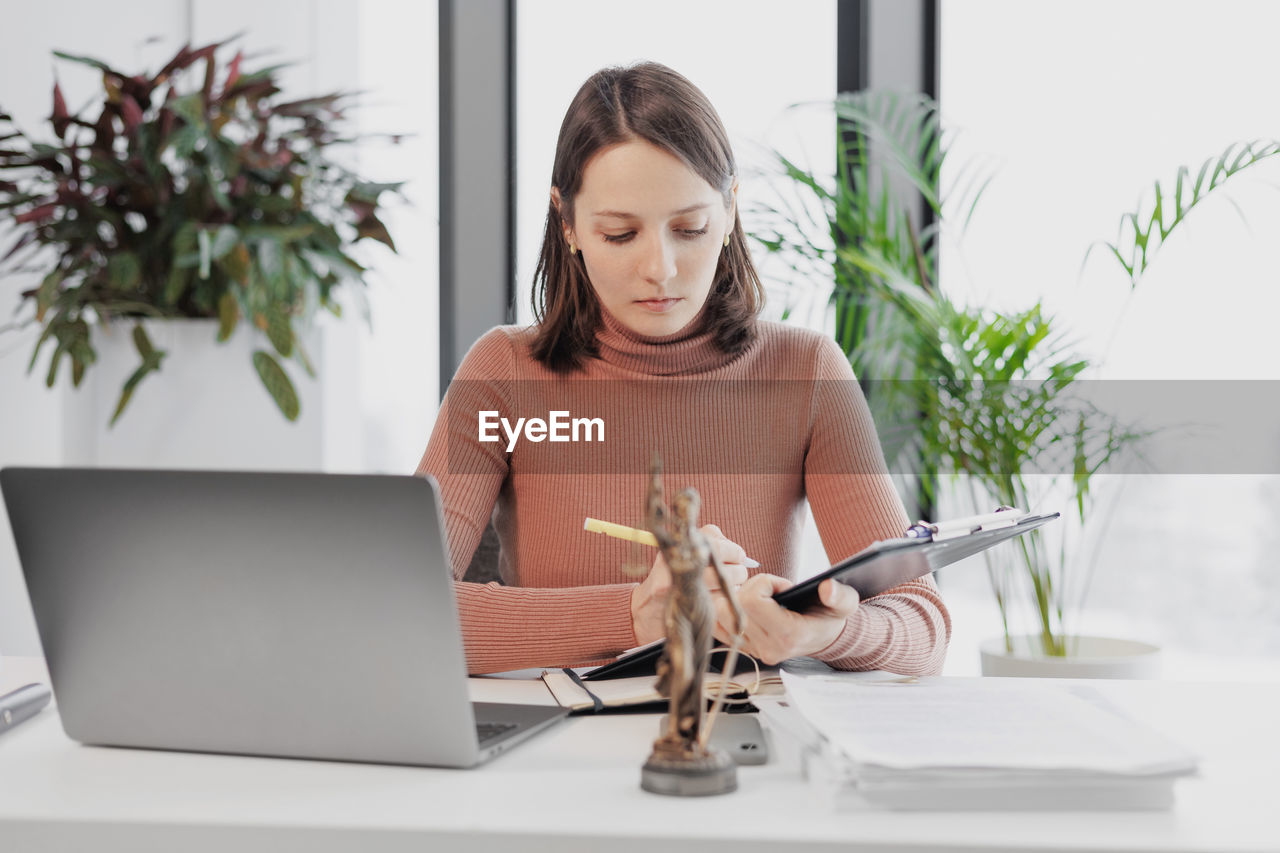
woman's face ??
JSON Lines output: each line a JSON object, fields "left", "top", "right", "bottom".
{"left": 561, "top": 140, "right": 736, "bottom": 337}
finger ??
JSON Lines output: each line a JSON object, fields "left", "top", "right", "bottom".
{"left": 702, "top": 566, "right": 746, "bottom": 594}
{"left": 702, "top": 523, "right": 725, "bottom": 539}
{"left": 711, "top": 585, "right": 748, "bottom": 627}
{"left": 737, "top": 578, "right": 799, "bottom": 658}
{"left": 818, "top": 579, "right": 861, "bottom": 615}
{"left": 713, "top": 559, "right": 748, "bottom": 588}
{"left": 715, "top": 538, "right": 748, "bottom": 568}
{"left": 711, "top": 594, "right": 740, "bottom": 640}
{"left": 737, "top": 580, "right": 785, "bottom": 634}
{"left": 712, "top": 596, "right": 752, "bottom": 646}
{"left": 742, "top": 572, "right": 793, "bottom": 597}
{"left": 703, "top": 565, "right": 724, "bottom": 591}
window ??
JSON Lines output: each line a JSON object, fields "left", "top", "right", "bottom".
{"left": 940, "top": 0, "right": 1280, "bottom": 677}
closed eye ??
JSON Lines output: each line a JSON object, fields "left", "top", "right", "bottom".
{"left": 602, "top": 227, "right": 709, "bottom": 244}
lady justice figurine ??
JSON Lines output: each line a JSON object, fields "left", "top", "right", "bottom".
{"left": 641, "top": 456, "right": 748, "bottom": 796}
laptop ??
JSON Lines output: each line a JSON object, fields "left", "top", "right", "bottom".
{"left": 0, "top": 467, "right": 568, "bottom": 768}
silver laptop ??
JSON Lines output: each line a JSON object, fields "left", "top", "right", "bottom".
{"left": 0, "top": 467, "right": 568, "bottom": 767}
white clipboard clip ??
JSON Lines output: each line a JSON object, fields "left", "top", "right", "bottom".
{"left": 904, "top": 507, "right": 1029, "bottom": 542}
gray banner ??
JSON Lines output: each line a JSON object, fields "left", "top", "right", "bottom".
{"left": 441, "top": 379, "right": 1280, "bottom": 475}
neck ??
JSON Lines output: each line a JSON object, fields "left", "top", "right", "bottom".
{"left": 593, "top": 301, "right": 735, "bottom": 376}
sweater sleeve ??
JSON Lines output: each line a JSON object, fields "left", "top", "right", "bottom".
{"left": 801, "top": 335, "right": 952, "bottom": 675}
{"left": 415, "top": 328, "right": 638, "bottom": 674}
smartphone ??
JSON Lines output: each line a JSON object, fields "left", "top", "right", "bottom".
{"left": 658, "top": 714, "right": 769, "bottom": 766}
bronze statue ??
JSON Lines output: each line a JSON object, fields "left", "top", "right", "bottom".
{"left": 641, "top": 456, "right": 747, "bottom": 796}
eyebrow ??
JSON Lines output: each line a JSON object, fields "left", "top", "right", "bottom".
{"left": 591, "top": 203, "right": 711, "bottom": 219}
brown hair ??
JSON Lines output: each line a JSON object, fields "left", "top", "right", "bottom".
{"left": 530, "top": 62, "right": 764, "bottom": 372}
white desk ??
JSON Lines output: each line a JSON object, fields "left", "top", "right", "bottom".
{"left": 1, "top": 656, "right": 1278, "bottom": 853}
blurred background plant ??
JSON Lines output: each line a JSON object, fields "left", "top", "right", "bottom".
{"left": 749, "top": 91, "right": 1279, "bottom": 655}
{"left": 0, "top": 36, "right": 403, "bottom": 423}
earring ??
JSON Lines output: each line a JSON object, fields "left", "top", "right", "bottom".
{"left": 723, "top": 233, "right": 731, "bottom": 248}
{"left": 568, "top": 242, "right": 578, "bottom": 255}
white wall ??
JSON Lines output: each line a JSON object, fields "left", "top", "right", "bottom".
{"left": 0, "top": 0, "right": 438, "bottom": 654}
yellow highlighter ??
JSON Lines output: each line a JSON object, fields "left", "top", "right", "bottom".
{"left": 583, "top": 518, "right": 760, "bottom": 568}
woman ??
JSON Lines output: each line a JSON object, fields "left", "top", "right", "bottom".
{"left": 417, "top": 62, "right": 950, "bottom": 675}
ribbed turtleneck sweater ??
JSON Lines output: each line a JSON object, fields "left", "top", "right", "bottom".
{"left": 417, "top": 309, "right": 951, "bottom": 675}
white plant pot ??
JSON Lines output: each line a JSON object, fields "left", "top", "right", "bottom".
{"left": 979, "top": 634, "right": 1161, "bottom": 679}
{"left": 61, "top": 317, "right": 360, "bottom": 471}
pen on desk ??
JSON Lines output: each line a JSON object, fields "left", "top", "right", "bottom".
{"left": 0, "top": 683, "right": 52, "bottom": 736}
{"left": 583, "top": 518, "right": 761, "bottom": 568}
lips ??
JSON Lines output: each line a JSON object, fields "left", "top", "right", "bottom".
{"left": 635, "top": 297, "right": 682, "bottom": 313}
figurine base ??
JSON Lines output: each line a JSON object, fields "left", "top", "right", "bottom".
{"left": 640, "top": 746, "right": 738, "bottom": 797}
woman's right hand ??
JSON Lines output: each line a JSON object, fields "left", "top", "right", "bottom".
{"left": 629, "top": 524, "right": 749, "bottom": 646}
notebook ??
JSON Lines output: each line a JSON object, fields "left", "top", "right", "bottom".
{"left": 0, "top": 467, "right": 568, "bottom": 768}
{"left": 542, "top": 651, "right": 782, "bottom": 714}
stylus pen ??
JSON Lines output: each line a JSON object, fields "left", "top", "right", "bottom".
{"left": 0, "top": 683, "right": 52, "bottom": 737}
{"left": 583, "top": 518, "right": 760, "bottom": 568}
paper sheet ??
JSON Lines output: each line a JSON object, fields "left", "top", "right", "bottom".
{"left": 779, "top": 673, "right": 1198, "bottom": 776}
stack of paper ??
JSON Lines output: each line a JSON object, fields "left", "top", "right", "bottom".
{"left": 762, "top": 673, "right": 1199, "bottom": 811}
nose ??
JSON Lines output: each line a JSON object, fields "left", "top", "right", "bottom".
{"left": 637, "top": 231, "right": 677, "bottom": 286}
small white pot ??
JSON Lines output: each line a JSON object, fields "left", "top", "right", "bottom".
{"left": 979, "top": 634, "right": 1161, "bottom": 679}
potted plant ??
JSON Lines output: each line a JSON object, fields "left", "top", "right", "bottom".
{"left": 749, "top": 91, "right": 1277, "bottom": 674}
{"left": 0, "top": 37, "right": 401, "bottom": 427}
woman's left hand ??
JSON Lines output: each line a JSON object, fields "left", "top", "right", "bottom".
{"left": 712, "top": 574, "right": 860, "bottom": 665}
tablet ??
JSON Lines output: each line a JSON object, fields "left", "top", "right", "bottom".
{"left": 584, "top": 511, "right": 1060, "bottom": 681}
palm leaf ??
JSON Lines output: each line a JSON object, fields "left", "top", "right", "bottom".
{"left": 1092, "top": 139, "right": 1280, "bottom": 288}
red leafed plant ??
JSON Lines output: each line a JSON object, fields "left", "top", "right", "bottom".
{"left": 0, "top": 37, "right": 402, "bottom": 423}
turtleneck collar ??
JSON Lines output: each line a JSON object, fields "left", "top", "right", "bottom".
{"left": 593, "top": 301, "right": 738, "bottom": 376}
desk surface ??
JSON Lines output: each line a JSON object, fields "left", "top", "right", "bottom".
{"left": 2, "top": 656, "right": 1278, "bottom": 853}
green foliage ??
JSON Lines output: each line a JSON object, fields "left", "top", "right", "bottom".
{"left": 1091, "top": 140, "right": 1280, "bottom": 289}
{"left": 750, "top": 91, "right": 1146, "bottom": 655}
{"left": 0, "top": 38, "right": 402, "bottom": 423}
{"left": 252, "top": 350, "right": 299, "bottom": 421}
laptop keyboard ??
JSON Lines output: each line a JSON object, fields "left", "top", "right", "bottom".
{"left": 476, "top": 721, "right": 519, "bottom": 744}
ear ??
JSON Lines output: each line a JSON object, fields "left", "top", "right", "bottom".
{"left": 550, "top": 186, "right": 574, "bottom": 245}
{"left": 725, "top": 177, "right": 739, "bottom": 241}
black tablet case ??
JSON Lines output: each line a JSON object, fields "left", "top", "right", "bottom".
{"left": 584, "top": 512, "right": 1060, "bottom": 681}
